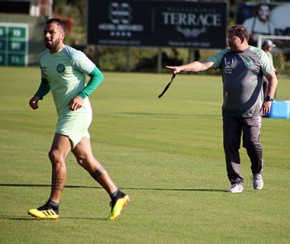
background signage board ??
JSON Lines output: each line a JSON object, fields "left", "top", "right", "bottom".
{"left": 0, "top": 23, "right": 29, "bottom": 66}
{"left": 88, "top": 0, "right": 228, "bottom": 49}
{"left": 236, "top": 2, "right": 290, "bottom": 47}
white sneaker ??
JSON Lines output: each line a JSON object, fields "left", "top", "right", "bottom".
{"left": 228, "top": 183, "right": 243, "bottom": 193}
{"left": 253, "top": 173, "right": 264, "bottom": 190}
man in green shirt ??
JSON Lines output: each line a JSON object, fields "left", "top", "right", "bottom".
{"left": 166, "top": 25, "right": 278, "bottom": 193}
{"left": 262, "top": 39, "right": 277, "bottom": 99}
{"left": 28, "top": 18, "right": 129, "bottom": 220}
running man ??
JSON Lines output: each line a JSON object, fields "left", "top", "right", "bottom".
{"left": 28, "top": 18, "right": 129, "bottom": 220}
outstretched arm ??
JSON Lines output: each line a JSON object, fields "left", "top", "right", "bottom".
{"left": 166, "top": 60, "right": 214, "bottom": 74}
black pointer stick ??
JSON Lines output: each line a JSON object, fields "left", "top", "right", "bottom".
{"left": 158, "top": 74, "right": 176, "bottom": 98}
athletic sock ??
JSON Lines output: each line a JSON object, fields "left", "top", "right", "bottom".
{"left": 46, "top": 199, "right": 59, "bottom": 213}
{"left": 110, "top": 189, "right": 124, "bottom": 201}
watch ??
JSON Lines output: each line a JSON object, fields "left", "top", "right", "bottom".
{"left": 265, "top": 96, "right": 274, "bottom": 102}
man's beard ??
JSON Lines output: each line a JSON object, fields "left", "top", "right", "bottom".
{"left": 45, "top": 39, "right": 60, "bottom": 50}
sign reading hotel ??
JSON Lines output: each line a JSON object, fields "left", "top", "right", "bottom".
{"left": 88, "top": 0, "right": 228, "bottom": 49}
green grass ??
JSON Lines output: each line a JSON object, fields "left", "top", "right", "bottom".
{"left": 0, "top": 67, "right": 290, "bottom": 243}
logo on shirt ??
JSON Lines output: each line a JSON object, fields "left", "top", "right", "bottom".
{"left": 244, "top": 59, "right": 253, "bottom": 67}
{"left": 56, "top": 63, "right": 65, "bottom": 73}
{"left": 224, "top": 56, "right": 232, "bottom": 74}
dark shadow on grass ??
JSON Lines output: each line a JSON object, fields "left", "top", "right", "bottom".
{"left": 1, "top": 184, "right": 226, "bottom": 221}
{"left": 61, "top": 216, "right": 107, "bottom": 221}
{"left": 0, "top": 183, "right": 227, "bottom": 193}
{"left": 126, "top": 187, "right": 227, "bottom": 193}
{"left": 2, "top": 215, "right": 107, "bottom": 221}
{"left": 119, "top": 112, "right": 221, "bottom": 118}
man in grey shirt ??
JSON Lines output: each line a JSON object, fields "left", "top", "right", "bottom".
{"left": 166, "top": 25, "right": 278, "bottom": 193}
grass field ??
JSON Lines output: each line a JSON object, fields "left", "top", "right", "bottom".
{"left": 0, "top": 67, "right": 290, "bottom": 243}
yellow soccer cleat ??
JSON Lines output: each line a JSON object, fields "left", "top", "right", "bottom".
{"left": 28, "top": 204, "right": 59, "bottom": 220}
{"left": 108, "top": 194, "right": 130, "bottom": 221}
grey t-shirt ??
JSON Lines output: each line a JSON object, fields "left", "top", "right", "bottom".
{"left": 207, "top": 46, "right": 272, "bottom": 117}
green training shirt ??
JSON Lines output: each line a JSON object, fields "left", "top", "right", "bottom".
{"left": 37, "top": 45, "right": 103, "bottom": 116}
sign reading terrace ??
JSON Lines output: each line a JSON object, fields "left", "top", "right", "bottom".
{"left": 87, "top": 0, "right": 228, "bottom": 49}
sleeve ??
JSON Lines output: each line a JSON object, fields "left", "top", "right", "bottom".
{"left": 268, "top": 53, "right": 276, "bottom": 72}
{"left": 71, "top": 49, "right": 96, "bottom": 75}
{"left": 260, "top": 50, "right": 273, "bottom": 75}
{"left": 78, "top": 67, "right": 104, "bottom": 99}
{"left": 34, "top": 78, "right": 50, "bottom": 100}
{"left": 207, "top": 48, "right": 229, "bottom": 69}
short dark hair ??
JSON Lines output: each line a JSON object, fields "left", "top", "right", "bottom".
{"left": 228, "top": 25, "right": 249, "bottom": 41}
{"left": 46, "top": 18, "right": 66, "bottom": 31}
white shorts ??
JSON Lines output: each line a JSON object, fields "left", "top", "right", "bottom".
{"left": 56, "top": 98, "right": 92, "bottom": 148}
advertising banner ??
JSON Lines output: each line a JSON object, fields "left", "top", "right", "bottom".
{"left": 88, "top": 0, "right": 228, "bottom": 49}
{"left": 0, "top": 23, "right": 29, "bottom": 66}
{"left": 236, "top": 2, "right": 290, "bottom": 46}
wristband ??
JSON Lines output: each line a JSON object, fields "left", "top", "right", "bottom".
{"left": 265, "top": 96, "right": 273, "bottom": 102}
